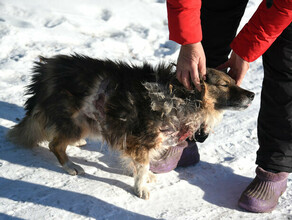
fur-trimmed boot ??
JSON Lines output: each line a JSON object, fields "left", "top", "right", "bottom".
{"left": 238, "top": 166, "right": 289, "bottom": 213}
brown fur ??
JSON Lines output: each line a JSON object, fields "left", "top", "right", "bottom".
{"left": 7, "top": 54, "right": 254, "bottom": 199}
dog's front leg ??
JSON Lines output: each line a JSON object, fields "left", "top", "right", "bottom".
{"left": 133, "top": 162, "right": 150, "bottom": 200}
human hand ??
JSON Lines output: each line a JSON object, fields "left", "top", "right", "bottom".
{"left": 176, "top": 42, "right": 206, "bottom": 91}
{"left": 217, "top": 51, "right": 249, "bottom": 86}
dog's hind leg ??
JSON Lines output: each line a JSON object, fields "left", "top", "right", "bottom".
{"left": 49, "top": 137, "right": 85, "bottom": 175}
{"left": 133, "top": 162, "right": 151, "bottom": 200}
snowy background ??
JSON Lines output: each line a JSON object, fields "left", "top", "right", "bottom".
{"left": 0, "top": 0, "right": 291, "bottom": 219}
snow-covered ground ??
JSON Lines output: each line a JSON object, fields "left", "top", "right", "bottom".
{"left": 0, "top": 0, "right": 291, "bottom": 219}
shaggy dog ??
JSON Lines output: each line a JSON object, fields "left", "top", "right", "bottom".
{"left": 7, "top": 54, "right": 254, "bottom": 199}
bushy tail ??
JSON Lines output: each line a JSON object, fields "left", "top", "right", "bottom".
{"left": 7, "top": 114, "right": 46, "bottom": 148}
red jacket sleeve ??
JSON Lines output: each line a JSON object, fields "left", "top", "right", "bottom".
{"left": 231, "top": 0, "right": 292, "bottom": 62}
{"left": 167, "top": 0, "right": 202, "bottom": 45}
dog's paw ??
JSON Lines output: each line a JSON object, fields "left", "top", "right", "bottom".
{"left": 63, "top": 161, "right": 85, "bottom": 175}
{"left": 147, "top": 171, "right": 157, "bottom": 183}
{"left": 134, "top": 186, "right": 150, "bottom": 200}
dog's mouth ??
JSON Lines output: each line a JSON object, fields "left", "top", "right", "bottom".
{"left": 233, "top": 91, "right": 255, "bottom": 110}
{"left": 215, "top": 96, "right": 254, "bottom": 111}
{"left": 234, "top": 98, "right": 254, "bottom": 110}
{"left": 221, "top": 105, "right": 250, "bottom": 111}
{"left": 230, "top": 103, "right": 251, "bottom": 110}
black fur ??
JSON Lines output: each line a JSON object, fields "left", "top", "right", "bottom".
{"left": 26, "top": 54, "right": 203, "bottom": 144}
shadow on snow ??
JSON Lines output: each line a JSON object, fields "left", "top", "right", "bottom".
{"left": 0, "top": 177, "right": 155, "bottom": 219}
{"left": 176, "top": 161, "right": 253, "bottom": 211}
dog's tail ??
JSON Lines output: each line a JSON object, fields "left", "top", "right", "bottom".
{"left": 7, "top": 111, "right": 46, "bottom": 148}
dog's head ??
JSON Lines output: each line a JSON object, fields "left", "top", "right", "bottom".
{"left": 202, "top": 68, "right": 254, "bottom": 111}
{"left": 143, "top": 67, "right": 254, "bottom": 118}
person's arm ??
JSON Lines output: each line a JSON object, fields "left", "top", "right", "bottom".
{"left": 231, "top": 0, "right": 292, "bottom": 63}
{"left": 167, "top": 0, "right": 206, "bottom": 91}
{"left": 167, "top": 0, "right": 202, "bottom": 45}
{"left": 219, "top": 0, "right": 292, "bottom": 85}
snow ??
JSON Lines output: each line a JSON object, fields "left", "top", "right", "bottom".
{"left": 0, "top": 0, "right": 291, "bottom": 219}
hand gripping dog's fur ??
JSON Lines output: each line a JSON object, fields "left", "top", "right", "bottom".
{"left": 7, "top": 54, "right": 254, "bottom": 199}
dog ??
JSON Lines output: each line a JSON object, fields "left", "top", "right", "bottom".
{"left": 7, "top": 54, "right": 254, "bottom": 199}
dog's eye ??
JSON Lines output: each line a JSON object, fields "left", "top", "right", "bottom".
{"left": 216, "top": 81, "right": 229, "bottom": 87}
{"left": 218, "top": 83, "right": 228, "bottom": 87}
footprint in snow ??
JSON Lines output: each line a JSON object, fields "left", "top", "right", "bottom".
{"left": 127, "top": 24, "right": 149, "bottom": 39}
{"left": 101, "top": 9, "right": 112, "bottom": 21}
{"left": 154, "top": 40, "right": 179, "bottom": 57}
{"left": 44, "top": 17, "right": 65, "bottom": 28}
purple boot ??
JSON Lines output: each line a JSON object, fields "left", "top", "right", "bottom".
{"left": 238, "top": 166, "right": 289, "bottom": 213}
{"left": 177, "top": 140, "right": 200, "bottom": 167}
{"left": 150, "top": 140, "right": 200, "bottom": 173}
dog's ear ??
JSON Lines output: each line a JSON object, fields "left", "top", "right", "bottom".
{"left": 199, "top": 77, "right": 206, "bottom": 99}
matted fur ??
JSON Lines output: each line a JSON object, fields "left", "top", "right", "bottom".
{"left": 7, "top": 54, "right": 254, "bottom": 199}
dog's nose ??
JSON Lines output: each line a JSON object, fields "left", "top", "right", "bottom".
{"left": 247, "top": 92, "right": 255, "bottom": 101}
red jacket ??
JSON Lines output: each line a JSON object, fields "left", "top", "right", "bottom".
{"left": 167, "top": 0, "right": 292, "bottom": 62}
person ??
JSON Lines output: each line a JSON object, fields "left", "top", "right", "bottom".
{"left": 151, "top": 0, "right": 292, "bottom": 213}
